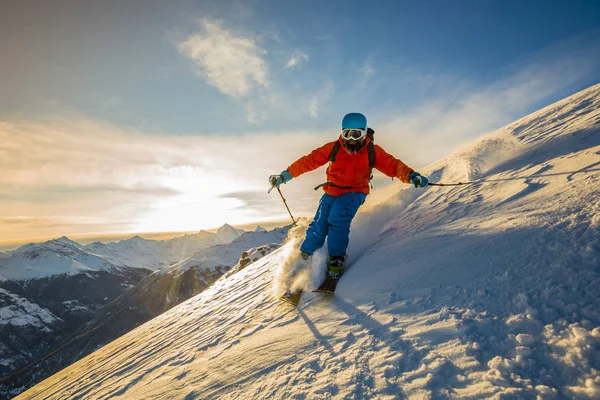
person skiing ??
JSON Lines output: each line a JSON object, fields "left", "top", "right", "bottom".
{"left": 270, "top": 112, "right": 428, "bottom": 283}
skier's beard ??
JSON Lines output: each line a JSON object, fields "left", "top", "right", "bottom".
{"left": 343, "top": 138, "right": 366, "bottom": 154}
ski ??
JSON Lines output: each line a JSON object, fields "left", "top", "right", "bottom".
{"left": 279, "top": 290, "right": 302, "bottom": 306}
{"left": 311, "top": 277, "right": 340, "bottom": 294}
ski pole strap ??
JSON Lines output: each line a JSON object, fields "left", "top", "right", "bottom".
{"left": 428, "top": 181, "right": 474, "bottom": 187}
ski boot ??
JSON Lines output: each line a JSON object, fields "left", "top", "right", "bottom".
{"left": 326, "top": 255, "right": 345, "bottom": 279}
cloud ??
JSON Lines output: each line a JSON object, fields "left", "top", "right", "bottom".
{"left": 285, "top": 51, "right": 309, "bottom": 69}
{"left": 308, "top": 97, "right": 319, "bottom": 118}
{"left": 0, "top": 184, "right": 180, "bottom": 203}
{"left": 308, "top": 81, "right": 334, "bottom": 117}
{"left": 0, "top": 117, "right": 330, "bottom": 241}
{"left": 361, "top": 60, "right": 375, "bottom": 82}
{"left": 178, "top": 19, "right": 269, "bottom": 97}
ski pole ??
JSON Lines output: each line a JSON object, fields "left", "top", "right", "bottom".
{"left": 276, "top": 187, "right": 296, "bottom": 226}
{"left": 428, "top": 181, "right": 474, "bottom": 187}
{"left": 268, "top": 177, "right": 297, "bottom": 226}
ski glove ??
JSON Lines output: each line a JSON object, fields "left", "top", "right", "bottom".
{"left": 269, "top": 170, "right": 293, "bottom": 188}
{"left": 409, "top": 171, "right": 429, "bottom": 188}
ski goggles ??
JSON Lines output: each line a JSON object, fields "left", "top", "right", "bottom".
{"left": 341, "top": 128, "right": 367, "bottom": 141}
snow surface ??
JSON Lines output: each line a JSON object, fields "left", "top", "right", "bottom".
{"left": 19, "top": 84, "right": 600, "bottom": 399}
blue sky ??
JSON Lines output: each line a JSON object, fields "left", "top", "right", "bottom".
{"left": 1, "top": 0, "right": 599, "bottom": 245}
{"left": 3, "top": 0, "right": 600, "bottom": 133}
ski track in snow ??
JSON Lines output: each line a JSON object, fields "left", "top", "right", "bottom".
{"left": 17, "top": 84, "right": 600, "bottom": 399}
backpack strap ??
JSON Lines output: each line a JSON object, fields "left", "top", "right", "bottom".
{"left": 367, "top": 141, "right": 375, "bottom": 185}
{"left": 329, "top": 141, "right": 341, "bottom": 162}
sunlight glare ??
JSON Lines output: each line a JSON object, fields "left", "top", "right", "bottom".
{"left": 135, "top": 166, "right": 253, "bottom": 232}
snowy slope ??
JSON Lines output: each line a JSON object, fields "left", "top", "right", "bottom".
{"left": 19, "top": 84, "right": 600, "bottom": 400}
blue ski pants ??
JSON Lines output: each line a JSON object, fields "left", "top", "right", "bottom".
{"left": 300, "top": 192, "right": 367, "bottom": 257}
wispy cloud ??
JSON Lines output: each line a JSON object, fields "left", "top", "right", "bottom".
{"left": 361, "top": 59, "right": 375, "bottom": 82}
{"left": 178, "top": 19, "right": 269, "bottom": 97}
{"left": 308, "top": 81, "right": 334, "bottom": 117}
{"left": 308, "top": 97, "right": 319, "bottom": 118}
{"left": 285, "top": 51, "right": 309, "bottom": 69}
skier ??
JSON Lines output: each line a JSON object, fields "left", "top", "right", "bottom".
{"left": 270, "top": 112, "right": 428, "bottom": 287}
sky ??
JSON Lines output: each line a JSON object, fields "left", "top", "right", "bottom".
{"left": 1, "top": 0, "right": 600, "bottom": 248}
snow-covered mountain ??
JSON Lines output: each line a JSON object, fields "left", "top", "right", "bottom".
{"left": 168, "top": 227, "right": 289, "bottom": 275}
{"left": 0, "top": 265, "right": 149, "bottom": 392}
{"left": 0, "top": 236, "right": 123, "bottom": 282}
{"left": 83, "top": 223, "right": 247, "bottom": 271}
{"left": 15, "top": 84, "right": 600, "bottom": 400}
{"left": 0, "top": 226, "right": 289, "bottom": 397}
{"left": 0, "top": 234, "right": 155, "bottom": 379}
{"left": 215, "top": 223, "right": 246, "bottom": 243}
{"left": 0, "top": 289, "right": 65, "bottom": 378}
{"left": 0, "top": 224, "right": 247, "bottom": 283}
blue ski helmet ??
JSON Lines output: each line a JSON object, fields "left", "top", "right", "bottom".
{"left": 341, "top": 113, "right": 367, "bottom": 130}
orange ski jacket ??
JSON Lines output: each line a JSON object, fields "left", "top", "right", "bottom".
{"left": 287, "top": 136, "right": 414, "bottom": 197}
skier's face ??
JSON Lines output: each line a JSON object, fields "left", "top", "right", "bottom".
{"left": 342, "top": 137, "right": 366, "bottom": 154}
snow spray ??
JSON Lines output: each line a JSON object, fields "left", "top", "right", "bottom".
{"left": 272, "top": 218, "right": 311, "bottom": 296}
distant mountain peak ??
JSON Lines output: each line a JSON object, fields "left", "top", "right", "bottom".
{"left": 254, "top": 226, "right": 267, "bottom": 232}
{"left": 124, "top": 235, "right": 150, "bottom": 243}
{"left": 215, "top": 224, "right": 245, "bottom": 244}
{"left": 50, "top": 236, "right": 80, "bottom": 247}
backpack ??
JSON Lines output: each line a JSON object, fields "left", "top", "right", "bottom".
{"left": 328, "top": 127, "right": 376, "bottom": 183}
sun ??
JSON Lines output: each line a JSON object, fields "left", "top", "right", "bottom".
{"left": 133, "top": 166, "right": 252, "bottom": 233}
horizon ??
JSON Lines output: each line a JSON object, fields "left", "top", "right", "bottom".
{"left": 0, "top": 219, "right": 292, "bottom": 252}
{"left": 2, "top": 0, "right": 600, "bottom": 245}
